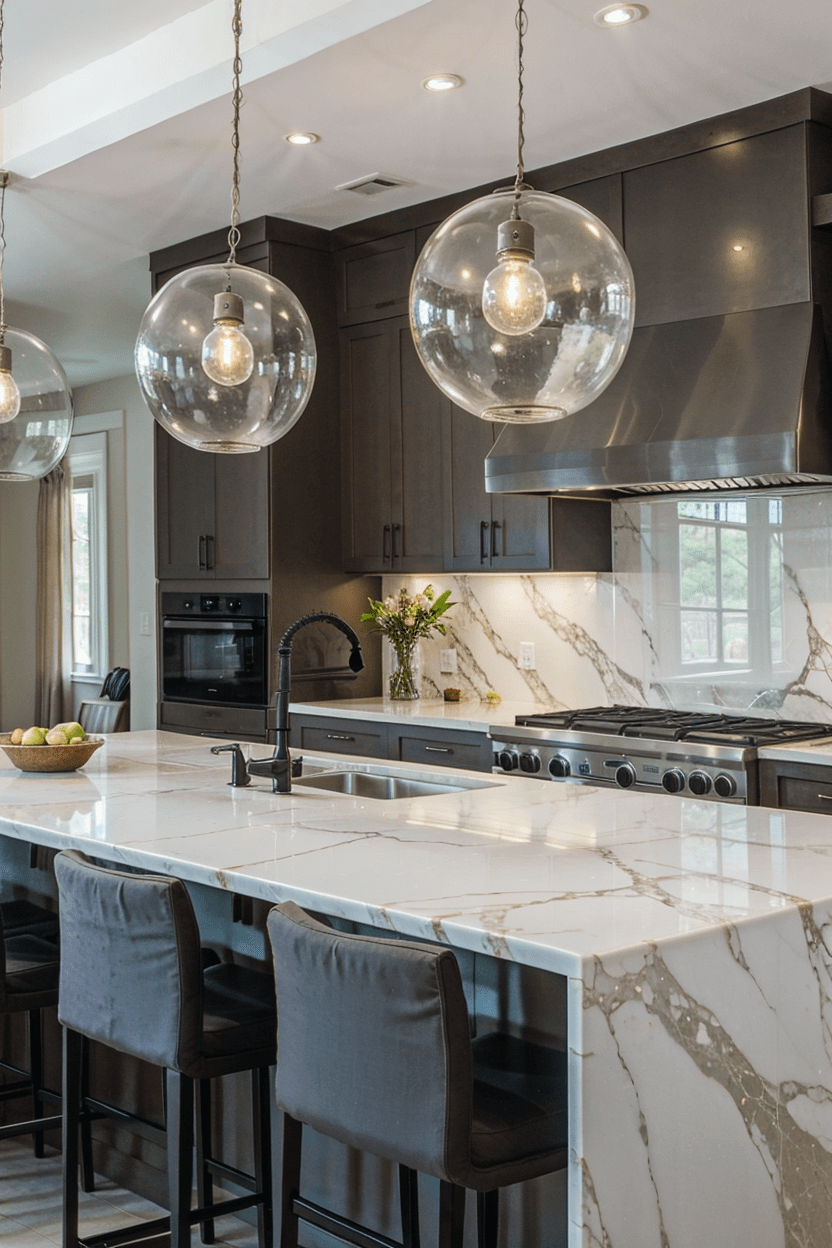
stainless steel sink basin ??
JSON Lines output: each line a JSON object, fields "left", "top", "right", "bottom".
{"left": 293, "top": 769, "right": 493, "bottom": 800}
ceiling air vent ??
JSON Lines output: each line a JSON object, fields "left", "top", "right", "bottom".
{"left": 337, "top": 173, "right": 409, "bottom": 196}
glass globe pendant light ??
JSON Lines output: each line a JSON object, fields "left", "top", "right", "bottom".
{"left": 134, "top": 0, "right": 316, "bottom": 453}
{"left": 409, "top": 0, "right": 635, "bottom": 424}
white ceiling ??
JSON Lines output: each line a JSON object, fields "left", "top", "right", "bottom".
{"left": 4, "top": 0, "right": 832, "bottom": 387}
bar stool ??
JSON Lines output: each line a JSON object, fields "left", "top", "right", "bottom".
{"left": 55, "top": 849, "right": 276, "bottom": 1248}
{"left": 267, "top": 900, "right": 569, "bottom": 1248}
{"left": 0, "top": 895, "right": 94, "bottom": 1187}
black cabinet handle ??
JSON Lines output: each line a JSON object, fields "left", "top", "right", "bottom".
{"left": 198, "top": 535, "right": 207, "bottom": 571}
{"left": 206, "top": 533, "right": 215, "bottom": 571}
{"left": 480, "top": 520, "right": 490, "bottom": 564}
{"left": 326, "top": 733, "right": 355, "bottom": 741}
{"left": 491, "top": 520, "right": 502, "bottom": 558}
{"left": 383, "top": 525, "right": 391, "bottom": 562}
{"left": 392, "top": 523, "right": 401, "bottom": 560}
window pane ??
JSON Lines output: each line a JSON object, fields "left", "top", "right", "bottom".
{"left": 680, "top": 525, "right": 716, "bottom": 607}
{"left": 71, "top": 488, "right": 93, "bottom": 670}
{"left": 722, "top": 612, "right": 749, "bottom": 663}
{"left": 720, "top": 527, "right": 748, "bottom": 609}
{"left": 681, "top": 610, "right": 717, "bottom": 662}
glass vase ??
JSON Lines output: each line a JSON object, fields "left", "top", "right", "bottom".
{"left": 387, "top": 638, "right": 422, "bottom": 700}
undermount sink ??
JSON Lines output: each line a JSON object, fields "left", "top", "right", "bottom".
{"left": 293, "top": 768, "right": 494, "bottom": 801}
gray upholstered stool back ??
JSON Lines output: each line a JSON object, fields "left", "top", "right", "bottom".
{"left": 268, "top": 900, "right": 474, "bottom": 1182}
{"left": 54, "top": 849, "right": 203, "bottom": 1073}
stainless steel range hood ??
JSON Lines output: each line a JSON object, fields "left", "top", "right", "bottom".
{"left": 485, "top": 302, "right": 832, "bottom": 496}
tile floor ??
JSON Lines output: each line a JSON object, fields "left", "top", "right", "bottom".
{"left": 0, "top": 1136, "right": 260, "bottom": 1246}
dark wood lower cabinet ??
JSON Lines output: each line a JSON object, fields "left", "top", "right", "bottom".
{"left": 758, "top": 758, "right": 832, "bottom": 812}
{"left": 289, "top": 713, "right": 493, "bottom": 772}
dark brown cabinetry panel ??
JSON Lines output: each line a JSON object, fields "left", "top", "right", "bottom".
{"left": 336, "top": 232, "right": 416, "bottom": 325}
{"left": 544, "top": 174, "right": 624, "bottom": 243}
{"left": 446, "top": 406, "right": 551, "bottom": 571}
{"left": 625, "top": 126, "right": 811, "bottom": 327}
{"left": 289, "top": 713, "right": 493, "bottom": 772}
{"left": 155, "top": 429, "right": 269, "bottom": 580}
{"left": 341, "top": 316, "right": 447, "bottom": 573}
{"left": 759, "top": 759, "right": 832, "bottom": 813}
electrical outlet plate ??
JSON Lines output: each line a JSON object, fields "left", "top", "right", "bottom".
{"left": 519, "top": 642, "right": 536, "bottom": 670}
{"left": 440, "top": 648, "right": 458, "bottom": 673}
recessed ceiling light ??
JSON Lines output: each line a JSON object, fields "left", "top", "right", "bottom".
{"left": 594, "top": 4, "right": 648, "bottom": 25}
{"left": 285, "top": 132, "right": 319, "bottom": 145}
{"left": 422, "top": 73, "right": 464, "bottom": 92}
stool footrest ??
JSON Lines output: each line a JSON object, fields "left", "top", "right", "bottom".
{"left": 294, "top": 1195, "right": 407, "bottom": 1248}
{"left": 0, "top": 1112, "right": 62, "bottom": 1140}
{"left": 78, "top": 1191, "right": 265, "bottom": 1248}
{"left": 204, "top": 1156, "right": 258, "bottom": 1194}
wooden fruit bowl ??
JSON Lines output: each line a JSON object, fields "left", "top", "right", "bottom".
{"left": 0, "top": 735, "right": 104, "bottom": 773}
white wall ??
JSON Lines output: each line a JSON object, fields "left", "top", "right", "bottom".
{"left": 0, "top": 373, "right": 157, "bottom": 732}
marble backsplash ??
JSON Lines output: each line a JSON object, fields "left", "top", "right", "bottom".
{"left": 381, "top": 490, "right": 832, "bottom": 722}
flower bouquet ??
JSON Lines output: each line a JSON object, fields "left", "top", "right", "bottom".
{"left": 361, "top": 585, "right": 455, "bottom": 699}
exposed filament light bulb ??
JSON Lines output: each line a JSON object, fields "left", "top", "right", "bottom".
{"left": 201, "top": 291, "right": 254, "bottom": 386}
{"left": 481, "top": 214, "right": 547, "bottom": 336}
{"left": 0, "top": 343, "right": 21, "bottom": 422}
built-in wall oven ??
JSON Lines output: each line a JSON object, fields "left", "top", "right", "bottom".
{"left": 159, "top": 592, "right": 269, "bottom": 740}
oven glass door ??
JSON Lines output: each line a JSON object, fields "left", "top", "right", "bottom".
{"left": 162, "top": 617, "right": 267, "bottom": 707}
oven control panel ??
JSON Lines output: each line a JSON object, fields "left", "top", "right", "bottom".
{"left": 161, "top": 592, "right": 266, "bottom": 618}
{"left": 488, "top": 727, "right": 751, "bottom": 804}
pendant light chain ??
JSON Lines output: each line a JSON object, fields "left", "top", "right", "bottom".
{"left": 227, "top": 0, "right": 244, "bottom": 268}
{"left": 512, "top": 0, "right": 528, "bottom": 220}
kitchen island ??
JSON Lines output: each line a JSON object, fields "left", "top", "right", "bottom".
{"left": 2, "top": 730, "right": 832, "bottom": 1248}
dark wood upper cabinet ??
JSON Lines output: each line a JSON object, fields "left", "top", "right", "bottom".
{"left": 336, "top": 232, "right": 416, "bottom": 325}
{"left": 155, "top": 430, "right": 270, "bottom": 580}
{"left": 624, "top": 126, "right": 811, "bottom": 327}
{"left": 341, "top": 316, "right": 446, "bottom": 573}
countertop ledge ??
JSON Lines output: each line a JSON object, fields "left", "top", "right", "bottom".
{"left": 289, "top": 697, "right": 546, "bottom": 733}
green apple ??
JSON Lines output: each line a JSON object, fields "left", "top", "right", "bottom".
{"left": 21, "top": 726, "right": 47, "bottom": 745}
{"left": 54, "top": 721, "right": 85, "bottom": 741}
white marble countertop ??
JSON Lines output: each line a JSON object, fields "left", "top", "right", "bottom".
{"left": 758, "top": 737, "right": 832, "bottom": 765}
{"left": 5, "top": 730, "right": 832, "bottom": 1246}
{"left": 2, "top": 728, "right": 832, "bottom": 977}
{"left": 289, "top": 696, "right": 546, "bottom": 733}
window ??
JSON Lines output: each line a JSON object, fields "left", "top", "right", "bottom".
{"left": 68, "top": 434, "right": 108, "bottom": 680}
{"left": 652, "top": 496, "right": 784, "bottom": 679}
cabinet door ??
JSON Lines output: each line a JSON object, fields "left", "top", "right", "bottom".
{"left": 155, "top": 429, "right": 215, "bottom": 579}
{"left": 447, "top": 405, "right": 495, "bottom": 570}
{"left": 336, "top": 232, "right": 415, "bottom": 326}
{"left": 341, "top": 322, "right": 396, "bottom": 571}
{"left": 212, "top": 452, "right": 270, "bottom": 579}
{"left": 395, "top": 321, "right": 448, "bottom": 572}
{"left": 290, "top": 714, "right": 387, "bottom": 758}
{"left": 392, "top": 726, "right": 492, "bottom": 772}
{"left": 492, "top": 490, "right": 551, "bottom": 570}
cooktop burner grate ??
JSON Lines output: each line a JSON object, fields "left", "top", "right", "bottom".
{"left": 515, "top": 704, "right": 832, "bottom": 747}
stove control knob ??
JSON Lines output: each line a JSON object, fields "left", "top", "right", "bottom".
{"left": 496, "top": 750, "right": 519, "bottom": 772}
{"left": 548, "top": 755, "right": 571, "bottom": 779}
{"left": 713, "top": 773, "right": 737, "bottom": 799}
{"left": 661, "top": 768, "right": 686, "bottom": 794}
{"left": 519, "top": 752, "right": 541, "bottom": 773}
{"left": 182, "top": 599, "right": 194, "bottom": 611}
{"left": 688, "top": 771, "right": 712, "bottom": 796}
{"left": 615, "top": 763, "right": 637, "bottom": 789}
{"left": 227, "top": 598, "right": 243, "bottom": 613}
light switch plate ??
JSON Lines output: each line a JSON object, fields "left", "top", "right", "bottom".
{"left": 440, "top": 648, "right": 458, "bottom": 673}
{"left": 519, "top": 642, "right": 536, "bottom": 670}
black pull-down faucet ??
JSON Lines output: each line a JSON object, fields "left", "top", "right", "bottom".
{"left": 213, "top": 612, "right": 364, "bottom": 794}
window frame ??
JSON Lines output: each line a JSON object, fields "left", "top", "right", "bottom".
{"left": 68, "top": 432, "right": 109, "bottom": 683}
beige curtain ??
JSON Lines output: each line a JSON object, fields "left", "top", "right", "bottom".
{"left": 35, "top": 459, "right": 73, "bottom": 726}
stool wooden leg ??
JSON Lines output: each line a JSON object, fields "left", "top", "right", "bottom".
{"left": 438, "top": 1181, "right": 465, "bottom": 1248}
{"left": 280, "top": 1113, "right": 303, "bottom": 1248}
{"left": 196, "top": 1078, "right": 216, "bottom": 1244}
{"left": 252, "top": 1065, "right": 273, "bottom": 1248}
{"left": 476, "top": 1189, "right": 499, "bottom": 1248}
{"left": 399, "top": 1165, "right": 421, "bottom": 1248}
{"left": 61, "top": 1027, "right": 82, "bottom": 1248}
{"left": 166, "top": 1069, "right": 194, "bottom": 1248}
{"left": 27, "top": 1009, "right": 45, "bottom": 1157}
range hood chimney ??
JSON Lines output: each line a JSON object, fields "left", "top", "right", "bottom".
{"left": 485, "top": 302, "right": 832, "bottom": 497}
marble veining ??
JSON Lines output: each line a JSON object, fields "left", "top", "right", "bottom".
{"left": 4, "top": 730, "right": 832, "bottom": 1246}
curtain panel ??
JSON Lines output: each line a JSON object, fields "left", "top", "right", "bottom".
{"left": 35, "top": 460, "right": 72, "bottom": 726}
